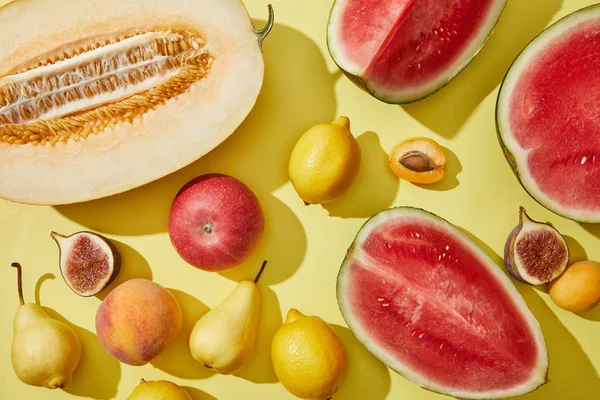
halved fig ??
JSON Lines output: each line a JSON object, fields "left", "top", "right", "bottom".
{"left": 51, "top": 231, "right": 121, "bottom": 297}
{"left": 504, "top": 207, "right": 569, "bottom": 285}
{"left": 0, "top": 0, "right": 274, "bottom": 205}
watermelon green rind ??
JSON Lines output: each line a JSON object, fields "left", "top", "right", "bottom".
{"left": 496, "top": 4, "right": 600, "bottom": 223}
{"left": 337, "top": 207, "right": 549, "bottom": 399}
{"left": 326, "top": 0, "right": 508, "bottom": 104}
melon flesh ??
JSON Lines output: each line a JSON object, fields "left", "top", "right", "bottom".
{"left": 337, "top": 208, "right": 548, "bottom": 399}
{"left": 327, "top": 0, "right": 507, "bottom": 103}
{"left": 497, "top": 5, "right": 600, "bottom": 222}
{"left": 0, "top": 0, "right": 268, "bottom": 205}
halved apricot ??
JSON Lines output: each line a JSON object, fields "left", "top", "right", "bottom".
{"left": 388, "top": 137, "right": 446, "bottom": 184}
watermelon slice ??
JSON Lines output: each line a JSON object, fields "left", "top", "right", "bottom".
{"left": 497, "top": 5, "right": 600, "bottom": 223}
{"left": 337, "top": 208, "right": 548, "bottom": 398}
{"left": 327, "top": 0, "right": 507, "bottom": 103}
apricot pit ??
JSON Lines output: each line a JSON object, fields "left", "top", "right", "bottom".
{"left": 389, "top": 138, "right": 446, "bottom": 184}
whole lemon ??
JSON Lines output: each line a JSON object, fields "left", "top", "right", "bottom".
{"left": 289, "top": 117, "right": 361, "bottom": 204}
{"left": 127, "top": 379, "right": 192, "bottom": 400}
{"left": 272, "top": 309, "right": 348, "bottom": 400}
{"left": 549, "top": 261, "right": 600, "bottom": 313}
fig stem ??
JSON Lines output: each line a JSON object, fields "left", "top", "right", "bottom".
{"left": 254, "top": 4, "right": 274, "bottom": 46}
{"left": 254, "top": 260, "right": 267, "bottom": 284}
{"left": 11, "top": 262, "right": 24, "bottom": 306}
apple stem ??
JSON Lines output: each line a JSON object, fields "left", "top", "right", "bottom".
{"left": 254, "top": 260, "right": 267, "bottom": 284}
{"left": 11, "top": 262, "right": 24, "bottom": 306}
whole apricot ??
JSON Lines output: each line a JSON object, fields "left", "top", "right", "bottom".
{"left": 549, "top": 261, "right": 600, "bottom": 313}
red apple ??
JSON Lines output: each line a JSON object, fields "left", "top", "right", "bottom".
{"left": 168, "top": 174, "right": 264, "bottom": 271}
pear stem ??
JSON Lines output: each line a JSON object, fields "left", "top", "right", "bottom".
{"left": 254, "top": 260, "right": 267, "bottom": 284}
{"left": 11, "top": 262, "right": 24, "bottom": 306}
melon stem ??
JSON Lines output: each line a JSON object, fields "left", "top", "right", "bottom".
{"left": 254, "top": 260, "right": 267, "bottom": 284}
{"left": 254, "top": 4, "right": 274, "bottom": 45}
{"left": 11, "top": 262, "right": 24, "bottom": 306}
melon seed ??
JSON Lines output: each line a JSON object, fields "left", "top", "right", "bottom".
{"left": 0, "top": 30, "right": 211, "bottom": 146}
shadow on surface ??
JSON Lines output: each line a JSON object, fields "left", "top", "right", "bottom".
{"left": 219, "top": 195, "right": 307, "bottom": 285}
{"left": 581, "top": 222, "right": 600, "bottom": 239}
{"left": 324, "top": 132, "right": 399, "bottom": 218}
{"left": 415, "top": 146, "right": 462, "bottom": 191}
{"left": 33, "top": 273, "right": 122, "bottom": 399}
{"left": 331, "top": 325, "right": 391, "bottom": 400}
{"left": 44, "top": 308, "right": 122, "bottom": 400}
{"left": 151, "top": 289, "right": 213, "bottom": 379}
{"left": 34, "top": 273, "right": 55, "bottom": 305}
{"left": 564, "top": 235, "right": 588, "bottom": 264}
{"left": 183, "top": 386, "right": 219, "bottom": 400}
{"left": 580, "top": 306, "right": 600, "bottom": 322}
{"left": 459, "top": 226, "right": 600, "bottom": 399}
{"left": 54, "top": 22, "right": 337, "bottom": 237}
{"left": 95, "top": 240, "right": 152, "bottom": 301}
{"left": 234, "top": 286, "right": 282, "bottom": 383}
{"left": 402, "top": 0, "right": 563, "bottom": 137}
{"left": 519, "top": 287, "right": 600, "bottom": 399}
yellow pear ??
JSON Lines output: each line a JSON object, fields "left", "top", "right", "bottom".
{"left": 127, "top": 378, "right": 192, "bottom": 400}
{"left": 188, "top": 261, "right": 266, "bottom": 374}
{"left": 10, "top": 262, "right": 81, "bottom": 389}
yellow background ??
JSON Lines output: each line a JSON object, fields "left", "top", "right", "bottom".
{"left": 1, "top": 0, "right": 598, "bottom": 399}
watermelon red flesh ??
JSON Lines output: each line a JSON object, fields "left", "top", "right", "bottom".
{"left": 497, "top": 8, "right": 600, "bottom": 222}
{"left": 328, "top": 0, "right": 507, "bottom": 102}
{"left": 338, "top": 208, "right": 547, "bottom": 398}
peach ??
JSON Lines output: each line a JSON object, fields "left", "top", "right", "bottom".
{"left": 95, "top": 279, "right": 182, "bottom": 365}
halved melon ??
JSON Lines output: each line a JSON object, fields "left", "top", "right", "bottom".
{"left": 327, "top": 0, "right": 507, "bottom": 103}
{"left": 338, "top": 207, "right": 548, "bottom": 398}
{"left": 497, "top": 5, "right": 600, "bottom": 223}
{"left": 0, "top": 0, "right": 273, "bottom": 205}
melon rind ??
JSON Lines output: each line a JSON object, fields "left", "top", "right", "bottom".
{"left": 0, "top": 0, "right": 270, "bottom": 205}
{"left": 326, "top": 0, "right": 507, "bottom": 104}
{"left": 496, "top": 4, "right": 600, "bottom": 223}
{"left": 337, "top": 207, "right": 548, "bottom": 399}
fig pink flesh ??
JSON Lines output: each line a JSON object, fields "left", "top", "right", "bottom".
{"left": 516, "top": 230, "right": 567, "bottom": 282}
{"left": 508, "top": 19, "right": 600, "bottom": 212}
{"left": 66, "top": 235, "right": 110, "bottom": 293}
{"left": 345, "top": 218, "right": 540, "bottom": 392}
{"left": 337, "top": 0, "right": 498, "bottom": 89}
